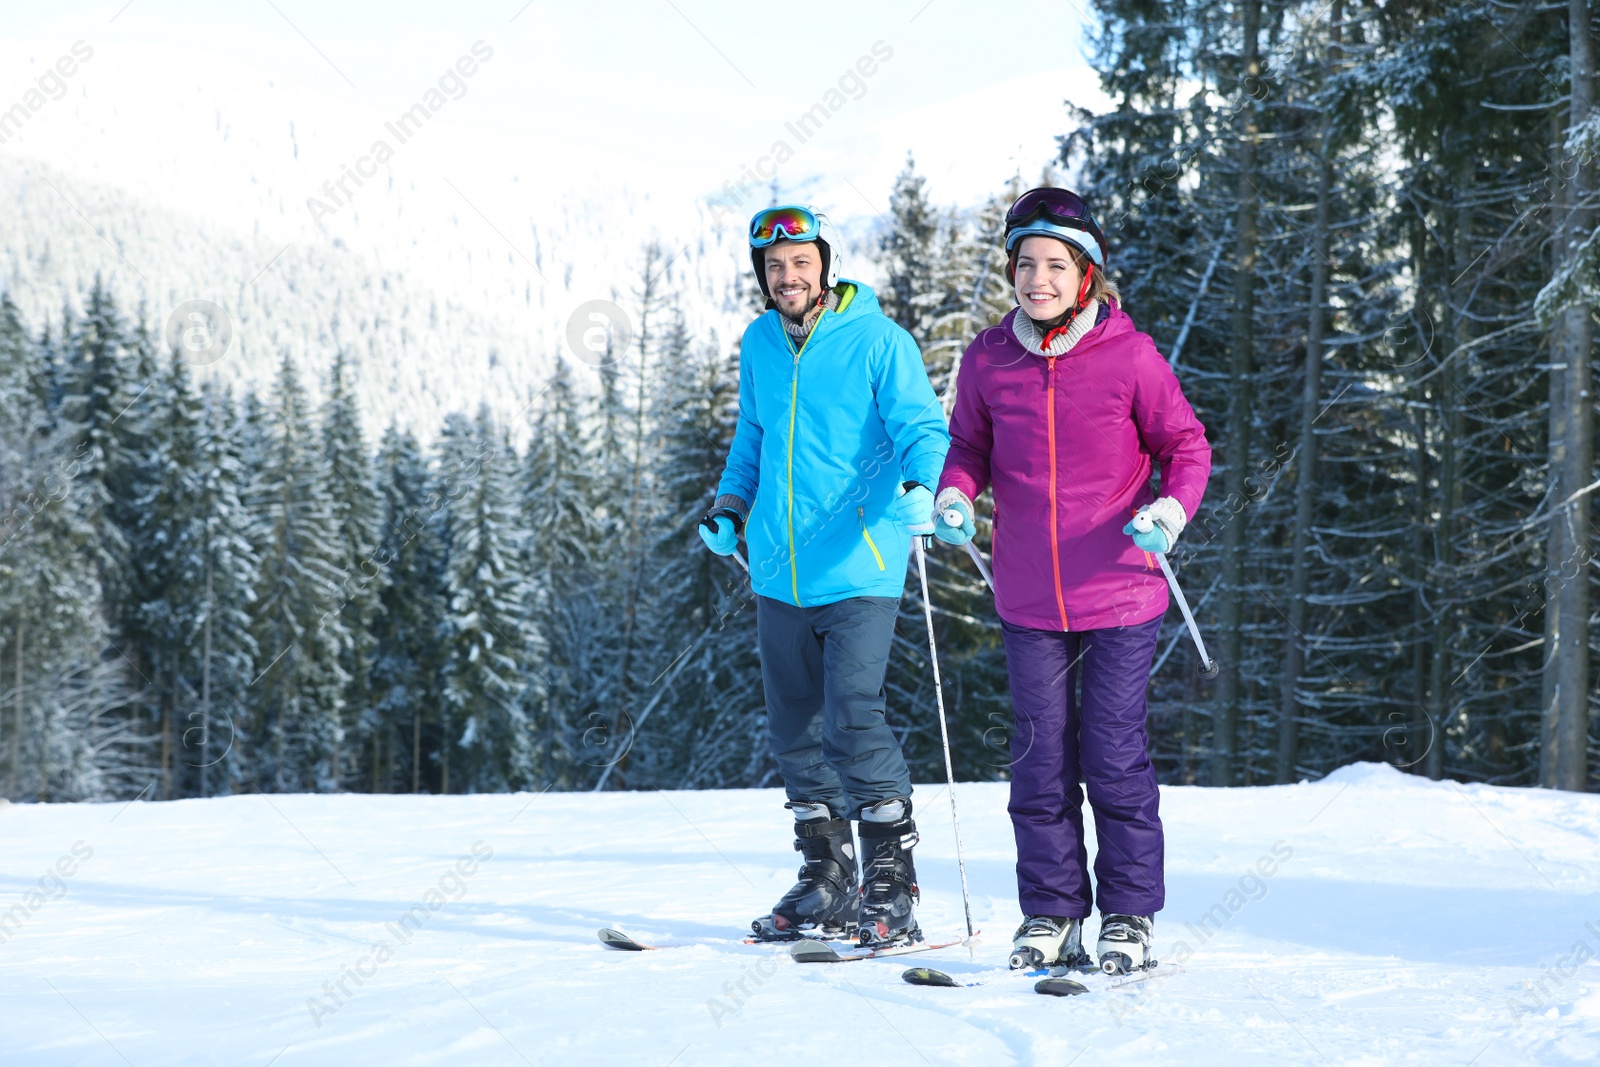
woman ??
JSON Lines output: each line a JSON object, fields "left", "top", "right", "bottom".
{"left": 934, "top": 187, "right": 1211, "bottom": 973}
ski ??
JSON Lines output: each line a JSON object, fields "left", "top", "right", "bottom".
{"left": 1042, "top": 963, "right": 1179, "bottom": 995}
{"left": 596, "top": 927, "right": 851, "bottom": 952}
{"left": 1034, "top": 976, "right": 1092, "bottom": 997}
{"left": 598, "top": 928, "right": 668, "bottom": 951}
{"left": 750, "top": 915, "right": 858, "bottom": 944}
{"left": 901, "top": 961, "right": 1179, "bottom": 993}
{"left": 789, "top": 932, "right": 973, "bottom": 963}
{"left": 903, "top": 964, "right": 1053, "bottom": 988}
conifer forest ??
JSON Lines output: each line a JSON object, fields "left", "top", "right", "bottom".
{"left": 2, "top": 0, "right": 1596, "bottom": 803}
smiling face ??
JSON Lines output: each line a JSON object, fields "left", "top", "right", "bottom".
{"left": 764, "top": 240, "right": 824, "bottom": 317}
{"left": 1012, "top": 235, "right": 1086, "bottom": 321}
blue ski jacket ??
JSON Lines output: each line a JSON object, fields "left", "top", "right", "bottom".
{"left": 717, "top": 281, "right": 949, "bottom": 607}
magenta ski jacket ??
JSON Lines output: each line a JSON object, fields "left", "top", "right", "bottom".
{"left": 937, "top": 304, "right": 1211, "bottom": 632}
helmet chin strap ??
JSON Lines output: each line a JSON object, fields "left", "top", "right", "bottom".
{"left": 1038, "top": 264, "right": 1095, "bottom": 349}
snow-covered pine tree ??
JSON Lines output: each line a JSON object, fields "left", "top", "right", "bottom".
{"left": 437, "top": 410, "right": 538, "bottom": 793}
{"left": 878, "top": 155, "right": 943, "bottom": 346}
{"left": 522, "top": 357, "right": 608, "bottom": 788}
{"left": 0, "top": 291, "right": 139, "bottom": 801}
{"left": 125, "top": 349, "right": 204, "bottom": 798}
{"left": 598, "top": 243, "right": 672, "bottom": 789}
{"left": 1244, "top": 3, "right": 1409, "bottom": 784}
{"left": 50, "top": 284, "right": 158, "bottom": 780}
{"left": 370, "top": 425, "right": 448, "bottom": 792}
{"left": 58, "top": 278, "right": 139, "bottom": 607}
{"left": 626, "top": 308, "right": 764, "bottom": 789}
{"left": 1066, "top": 0, "right": 1301, "bottom": 784}
{"left": 900, "top": 185, "right": 1019, "bottom": 783}
{"left": 1533, "top": 0, "right": 1597, "bottom": 790}
{"left": 246, "top": 355, "right": 349, "bottom": 792}
{"left": 925, "top": 180, "right": 1020, "bottom": 409}
{"left": 320, "top": 351, "right": 385, "bottom": 789}
{"left": 184, "top": 379, "right": 260, "bottom": 797}
{"left": 857, "top": 191, "right": 1015, "bottom": 784}
{"left": 1061, "top": 0, "right": 1591, "bottom": 790}
{"left": 1380, "top": 0, "right": 1580, "bottom": 785}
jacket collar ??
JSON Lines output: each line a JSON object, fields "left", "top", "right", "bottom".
{"left": 1010, "top": 299, "right": 1103, "bottom": 356}
{"left": 1004, "top": 301, "right": 1118, "bottom": 359}
{"left": 765, "top": 280, "right": 866, "bottom": 350}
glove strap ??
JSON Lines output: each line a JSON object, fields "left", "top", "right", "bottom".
{"left": 702, "top": 507, "right": 745, "bottom": 535}
{"left": 935, "top": 487, "right": 974, "bottom": 514}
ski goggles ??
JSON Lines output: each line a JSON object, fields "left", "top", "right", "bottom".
{"left": 749, "top": 206, "right": 820, "bottom": 248}
{"left": 1005, "top": 188, "right": 1098, "bottom": 232}
{"left": 1004, "top": 188, "right": 1107, "bottom": 264}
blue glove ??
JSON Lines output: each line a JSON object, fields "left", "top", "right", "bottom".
{"left": 933, "top": 490, "right": 975, "bottom": 546}
{"left": 890, "top": 483, "right": 937, "bottom": 535}
{"left": 1123, "top": 518, "right": 1170, "bottom": 554}
{"left": 1124, "top": 498, "right": 1186, "bottom": 555}
{"left": 698, "top": 514, "right": 737, "bottom": 556}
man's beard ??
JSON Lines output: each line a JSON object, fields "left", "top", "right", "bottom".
{"left": 777, "top": 294, "right": 813, "bottom": 324}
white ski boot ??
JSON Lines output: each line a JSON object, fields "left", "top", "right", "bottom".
{"left": 1096, "top": 914, "right": 1154, "bottom": 975}
{"left": 1009, "top": 915, "right": 1089, "bottom": 970}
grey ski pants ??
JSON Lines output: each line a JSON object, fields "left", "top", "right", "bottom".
{"left": 755, "top": 595, "right": 911, "bottom": 820}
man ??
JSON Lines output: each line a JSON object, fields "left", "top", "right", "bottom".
{"left": 699, "top": 206, "right": 949, "bottom": 946}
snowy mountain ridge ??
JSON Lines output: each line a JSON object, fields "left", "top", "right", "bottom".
{"left": 0, "top": 37, "right": 764, "bottom": 434}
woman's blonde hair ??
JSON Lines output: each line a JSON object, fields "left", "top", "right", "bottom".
{"left": 1073, "top": 246, "right": 1121, "bottom": 307}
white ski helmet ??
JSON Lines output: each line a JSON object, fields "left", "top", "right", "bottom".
{"left": 748, "top": 205, "right": 840, "bottom": 297}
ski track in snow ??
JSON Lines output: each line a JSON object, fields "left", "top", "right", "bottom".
{"left": 0, "top": 763, "right": 1597, "bottom": 1065}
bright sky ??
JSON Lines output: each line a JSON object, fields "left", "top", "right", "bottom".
{"left": 7, "top": 0, "right": 1109, "bottom": 227}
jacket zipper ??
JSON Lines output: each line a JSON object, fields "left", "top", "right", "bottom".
{"left": 1134, "top": 509, "right": 1157, "bottom": 570}
{"left": 859, "top": 507, "right": 886, "bottom": 571}
{"left": 785, "top": 322, "right": 819, "bottom": 606}
{"left": 1046, "top": 356, "right": 1070, "bottom": 631}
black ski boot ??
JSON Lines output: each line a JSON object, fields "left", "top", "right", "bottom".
{"left": 856, "top": 797, "right": 921, "bottom": 947}
{"left": 1097, "top": 914, "right": 1155, "bottom": 974}
{"left": 751, "top": 802, "right": 859, "bottom": 941}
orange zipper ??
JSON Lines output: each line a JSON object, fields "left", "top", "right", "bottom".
{"left": 1046, "top": 357, "right": 1070, "bottom": 631}
{"left": 1134, "top": 509, "right": 1157, "bottom": 570}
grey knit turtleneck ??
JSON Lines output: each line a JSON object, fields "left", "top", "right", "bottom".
{"left": 1009, "top": 299, "right": 1103, "bottom": 357}
{"left": 781, "top": 289, "right": 841, "bottom": 344}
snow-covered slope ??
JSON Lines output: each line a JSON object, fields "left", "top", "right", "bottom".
{"left": 2, "top": 764, "right": 1597, "bottom": 1065}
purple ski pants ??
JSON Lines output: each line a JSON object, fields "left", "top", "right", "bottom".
{"left": 1000, "top": 615, "right": 1165, "bottom": 918}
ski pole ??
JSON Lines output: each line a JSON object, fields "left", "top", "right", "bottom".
{"left": 912, "top": 534, "right": 977, "bottom": 942}
{"left": 940, "top": 508, "right": 994, "bottom": 592}
{"left": 1132, "top": 513, "right": 1220, "bottom": 678}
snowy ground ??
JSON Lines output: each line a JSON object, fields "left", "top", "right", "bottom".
{"left": 2, "top": 763, "right": 1598, "bottom": 1066}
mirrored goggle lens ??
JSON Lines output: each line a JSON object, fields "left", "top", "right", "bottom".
{"left": 1006, "top": 189, "right": 1090, "bottom": 225}
{"left": 751, "top": 208, "right": 817, "bottom": 245}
